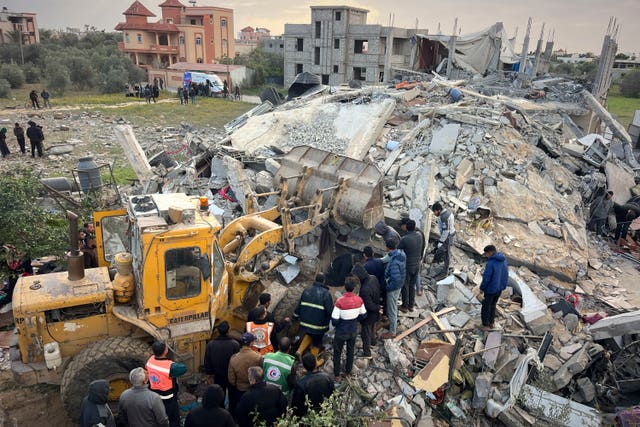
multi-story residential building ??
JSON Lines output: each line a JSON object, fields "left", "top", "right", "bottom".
{"left": 0, "top": 7, "right": 39, "bottom": 45}
{"left": 262, "top": 36, "right": 284, "bottom": 55}
{"left": 283, "top": 6, "right": 427, "bottom": 85}
{"left": 235, "top": 26, "right": 272, "bottom": 55}
{"left": 115, "top": 0, "right": 234, "bottom": 68}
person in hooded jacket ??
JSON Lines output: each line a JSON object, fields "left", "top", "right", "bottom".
{"left": 380, "top": 239, "right": 406, "bottom": 340}
{"left": 184, "top": 384, "right": 235, "bottom": 427}
{"left": 374, "top": 220, "right": 400, "bottom": 248}
{"left": 78, "top": 379, "right": 116, "bottom": 427}
{"left": 351, "top": 263, "right": 380, "bottom": 358}
{"left": 479, "top": 245, "right": 509, "bottom": 329}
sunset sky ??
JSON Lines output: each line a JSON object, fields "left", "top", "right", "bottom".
{"left": 6, "top": 0, "right": 639, "bottom": 54}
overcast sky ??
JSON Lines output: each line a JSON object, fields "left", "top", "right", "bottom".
{"left": 6, "top": 0, "right": 639, "bottom": 54}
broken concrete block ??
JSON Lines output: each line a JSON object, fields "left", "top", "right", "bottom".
{"left": 254, "top": 170, "right": 274, "bottom": 193}
{"left": 563, "top": 313, "right": 579, "bottom": 332}
{"left": 508, "top": 272, "right": 547, "bottom": 324}
{"left": 543, "top": 354, "right": 563, "bottom": 371}
{"left": 527, "top": 221, "right": 545, "bottom": 235}
{"left": 384, "top": 339, "right": 412, "bottom": 372}
{"left": 398, "top": 159, "right": 420, "bottom": 179}
{"left": 588, "top": 309, "right": 640, "bottom": 340}
{"left": 540, "top": 222, "right": 563, "bottom": 238}
{"left": 429, "top": 123, "right": 460, "bottom": 155}
{"left": 264, "top": 158, "right": 281, "bottom": 175}
{"left": 526, "top": 313, "right": 555, "bottom": 335}
{"left": 449, "top": 311, "right": 471, "bottom": 328}
{"left": 454, "top": 158, "right": 474, "bottom": 190}
{"left": 387, "top": 188, "right": 404, "bottom": 200}
{"left": 483, "top": 332, "right": 502, "bottom": 370}
{"left": 552, "top": 345, "right": 590, "bottom": 390}
{"left": 605, "top": 161, "right": 635, "bottom": 203}
{"left": 560, "top": 343, "right": 582, "bottom": 355}
{"left": 472, "top": 373, "right": 493, "bottom": 409}
{"left": 520, "top": 384, "right": 602, "bottom": 427}
{"left": 436, "top": 275, "right": 454, "bottom": 303}
{"left": 576, "top": 377, "right": 596, "bottom": 402}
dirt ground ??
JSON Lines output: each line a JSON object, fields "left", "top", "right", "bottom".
{"left": 0, "top": 371, "right": 72, "bottom": 426}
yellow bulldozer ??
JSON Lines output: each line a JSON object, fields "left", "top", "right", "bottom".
{"left": 11, "top": 146, "right": 384, "bottom": 418}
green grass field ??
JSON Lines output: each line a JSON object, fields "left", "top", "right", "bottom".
{"left": 606, "top": 85, "right": 640, "bottom": 128}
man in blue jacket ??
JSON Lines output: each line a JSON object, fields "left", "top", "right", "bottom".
{"left": 380, "top": 239, "right": 406, "bottom": 340}
{"left": 480, "top": 245, "right": 508, "bottom": 330}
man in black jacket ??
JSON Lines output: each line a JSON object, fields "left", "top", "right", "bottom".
{"left": 25, "top": 120, "right": 44, "bottom": 158}
{"left": 351, "top": 263, "right": 380, "bottom": 359}
{"left": 204, "top": 321, "right": 239, "bottom": 398}
{"left": 78, "top": 379, "right": 116, "bottom": 427}
{"left": 235, "top": 366, "right": 287, "bottom": 427}
{"left": 294, "top": 273, "right": 333, "bottom": 357}
{"left": 398, "top": 219, "right": 425, "bottom": 311}
{"left": 291, "top": 353, "right": 334, "bottom": 416}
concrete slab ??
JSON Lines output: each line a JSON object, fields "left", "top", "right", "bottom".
{"left": 508, "top": 271, "right": 548, "bottom": 324}
{"left": 449, "top": 311, "right": 471, "bottom": 328}
{"left": 483, "top": 332, "right": 502, "bottom": 370}
{"left": 521, "top": 384, "right": 602, "bottom": 427}
{"left": 473, "top": 373, "right": 493, "bottom": 409}
{"left": 605, "top": 161, "right": 635, "bottom": 204}
{"left": 429, "top": 123, "right": 460, "bottom": 155}
{"left": 588, "top": 309, "right": 640, "bottom": 340}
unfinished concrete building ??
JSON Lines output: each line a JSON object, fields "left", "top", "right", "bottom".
{"left": 283, "top": 6, "right": 427, "bottom": 86}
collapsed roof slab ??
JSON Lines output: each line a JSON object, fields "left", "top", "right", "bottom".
{"left": 229, "top": 98, "right": 396, "bottom": 160}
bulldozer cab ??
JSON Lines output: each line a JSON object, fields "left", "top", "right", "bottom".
{"left": 94, "top": 209, "right": 129, "bottom": 267}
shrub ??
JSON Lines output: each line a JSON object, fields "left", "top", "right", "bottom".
{"left": 22, "top": 63, "right": 41, "bottom": 83}
{"left": 100, "top": 66, "right": 128, "bottom": 93}
{"left": 620, "top": 71, "right": 640, "bottom": 98}
{"left": 0, "top": 79, "right": 10, "bottom": 98}
{"left": 0, "top": 63, "right": 25, "bottom": 88}
{"left": 46, "top": 62, "right": 71, "bottom": 95}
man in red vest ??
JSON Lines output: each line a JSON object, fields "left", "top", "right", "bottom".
{"left": 146, "top": 341, "right": 187, "bottom": 427}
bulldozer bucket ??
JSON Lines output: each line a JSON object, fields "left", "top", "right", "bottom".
{"left": 274, "top": 146, "right": 384, "bottom": 229}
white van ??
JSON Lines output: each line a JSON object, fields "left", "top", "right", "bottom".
{"left": 183, "top": 71, "right": 224, "bottom": 96}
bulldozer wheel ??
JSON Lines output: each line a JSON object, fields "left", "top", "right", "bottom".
{"left": 60, "top": 336, "right": 151, "bottom": 420}
{"left": 272, "top": 286, "right": 304, "bottom": 323}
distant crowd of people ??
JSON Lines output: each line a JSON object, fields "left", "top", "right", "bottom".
{"left": 29, "top": 88, "right": 51, "bottom": 109}
{"left": 0, "top": 120, "right": 45, "bottom": 159}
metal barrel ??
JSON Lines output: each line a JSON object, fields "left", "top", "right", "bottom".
{"left": 274, "top": 145, "right": 384, "bottom": 229}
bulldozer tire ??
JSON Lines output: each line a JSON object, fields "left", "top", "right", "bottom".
{"left": 272, "top": 286, "right": 304, "bottom": 323}
{"left": 60, "top": 336, "right": 151, "bottom": 420}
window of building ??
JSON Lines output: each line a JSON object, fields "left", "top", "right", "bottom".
{"left": 353, "top": 67, "right": 366, "bottom": 81}
{"left": 322, "top": 74, "right": 329, "bottom": 84}
{"left": 314, "top": 47, "right": 320, "bottom": 65}
{"left": 333, "top": 65, "right": 339, "bottom": 73}
{"left": 354, "top": 40, "right": 368, "bottom": 54}
{"left": 125, "top": 33, "right": 130, "bottom": 43}
{"left": 296, "top": 63, "right": 303, "bottom": 74}
{"left": 334, "top": 39, "right": 340, "bottom": 49}
{"left": 191, "top": 19, "right": 197, "bottom": 25}
{"left": 179, "top": 35, "right": 184, "bottom": 45}
{"left": 315, "top": 21, "right": 321, "bottom": 38}
{"left": 392, "top": 38, "right": 406, "bottom": 55}
{"left": 222, "top": 39, "right": 228, "bottom": 51}
{"left": 136, "top": 33, "right": 142, "bottom": 44}
{"left": 280, "top": 44, "right": 284, "bottom": 48}
{"left": 165, "top": 247, "right": 202, "bottom": 300}
{"left": 269, "top": 43, "right": 273, "bottom": 48}
{"left": 296, "top": 38, "right": 303, "bottom": 51}
{"left": 167, "top": 18, "right": 173, "bottom": 24}
{"left": 221, "top": 18, "right": 227, "bottom": 27}
{"left": 159, "top": 34, "right": 168, "bottom": 46}
{"left": 335, "top": 11, "right": 342, "bottom": 21}
{"left": 196, "top": 37, "right": 202, "bottom": 45}
{"left": 197, "top": 58, "right": 203, "bottom": 63}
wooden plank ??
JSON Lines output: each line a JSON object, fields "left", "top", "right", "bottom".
{"left": 430, "top": 311, "right": 456, "bottom": 344}
{"left": 393, "top": 306, "right": 456, "bottom": 342}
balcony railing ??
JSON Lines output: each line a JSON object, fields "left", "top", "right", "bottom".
{"left": 150, "top": 44, "right": 178, "bottom": 53}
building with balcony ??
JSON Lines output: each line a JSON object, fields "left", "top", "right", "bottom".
{"left": 115, "top": 0, "right": 234, "bottom": 69}
{"left": 235, "top": 26, "right": 272, "bottom": 55}
{"left": 0, "top": 7, "right": 39, "bottom": 45}
{"left": 283, "top": 6, "right": 426, "bottom": 86}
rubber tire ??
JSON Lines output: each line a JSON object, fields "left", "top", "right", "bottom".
{"left": 60, "top": 336, "right": 151, "bottom": 420}
{"left": 272, "top": 286, "right": 304, "bottom": 323}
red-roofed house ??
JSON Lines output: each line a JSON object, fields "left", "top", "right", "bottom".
{"left": 115, "top": 0, "right": 234, "bottom": 68}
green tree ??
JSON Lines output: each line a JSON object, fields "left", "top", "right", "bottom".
{"left": 22, "top": 63, "right": 41, "bottom": 84}
{"left": 0, "top": 171, "right": 68, "bottom": 280}
{"left": 46, "top": 61, "right": 71, "bottom": 95}
{"left": 233, "top": 48, "right": 284, "bottom": 86}
{"left": 67, "top": 55, "right": 97, "bottom": 89}
{"left": 0, "top": 79, "right": 11, "bottom": 98}
{"left": 0, "top": 63, "right": 25, "bottom": 88}
{"left": 620, "top": 71, "right": 640, "bottom": 98}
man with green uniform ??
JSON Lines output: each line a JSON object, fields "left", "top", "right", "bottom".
{"left": 262, "top": 337, "right": 296, "bottom": 398}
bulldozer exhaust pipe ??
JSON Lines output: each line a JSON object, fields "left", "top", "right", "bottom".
{"left": 66, "top": 211, "right": 85, "bottom": 281}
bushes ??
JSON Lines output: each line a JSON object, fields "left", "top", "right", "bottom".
{"left": 620, "top": 71, "right": 640, "bottom": 98}
{"left": 0, "top": 79, "right": 10, "bottom": 98}
{"left": 22, "top": 63, "right": 41, "bottom": 83}
{"left": 0, "top": 63, "right": 25, "bottom": 88}
{"left": 46, "top": 61, "right": 71, "bottom": 95}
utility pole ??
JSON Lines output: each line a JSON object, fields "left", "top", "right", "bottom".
{"left": 18, "top": 23, "right": 25, "bottom": 65}
{"left": 446, "top": 18, "right": 458, "bottom": 79}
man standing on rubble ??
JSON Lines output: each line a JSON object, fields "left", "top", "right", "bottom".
{"left": 351, "top": 263, "right": 380, "bottom": 358}
{"left": 331, "top": 276, "right": 366, "bottom": 378}
{"left": 398, "top": 219, "right": 425, "bottom": 311}
{"left": 294, "top": 273, "right": 333, "bottom": 358}
{"left": 479, "top": 245, "right": 508, "bottom": 330}
{"left": 431, "top": 202, "right": 455, "bottom": 276}
{"left": 380, "top": 239, "right": 406, "bottom": 340}
{"left": 363, "top": 246, "right": 386, "bottom": 318}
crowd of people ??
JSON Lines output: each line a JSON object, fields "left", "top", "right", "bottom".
{"left": 0, "top": 121, "right": 45, "bottom": 159}
{"left": 77, "top": 201, "right": 514, "bottom": 427}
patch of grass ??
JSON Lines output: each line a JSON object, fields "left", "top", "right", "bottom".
{"left": 607, "top": 85, "right": 640, "bottom": 128}
{"left": 0, "top": 87, "right": 148, "bottom": 108}
{"left": 94, "top": 97, "right": 254, "bottom": 128}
